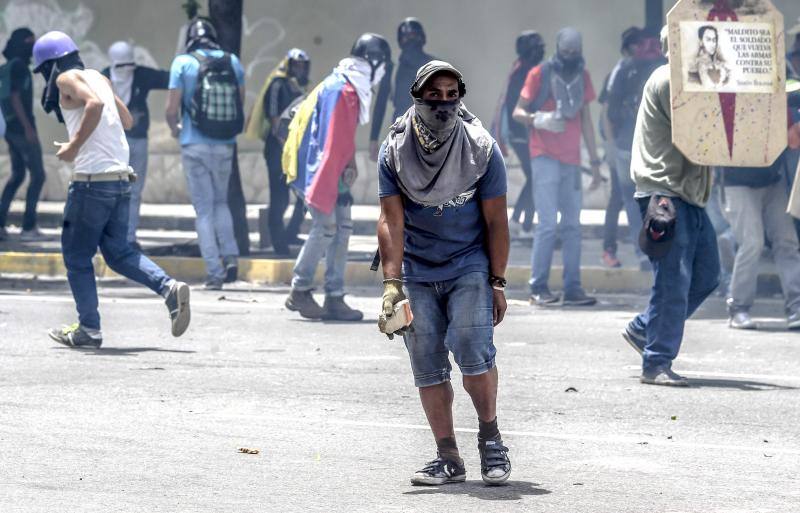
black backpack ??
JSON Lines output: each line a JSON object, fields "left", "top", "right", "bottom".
{"left": 619, "top": 58, "right": 664, "bottom": 125}
{"left": 189, "top": 51, "right": 244, "bottom": 139}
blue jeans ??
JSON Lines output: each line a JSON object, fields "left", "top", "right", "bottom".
{"left": 628, "top": 197, "right": 720, "bottom": 373}
{"left": 126, "top": 137, "right": 148, "bottom": 243}
{"left": 61, "top": 181, "right": 172, "bottom": 330}
{"left": 403, "top": 271, "right": 496, "bottom": 387}
{"left": 615, "top": 150, "right": 644, "bottom": 259}
{"left": 182, "top": 144, "right": 239, "bottom": 281}
{"left": 530, "top": 156, "right": 583, "bottom": 295}
{"left": 291, "top": 204, "right": 352, "bottom": 296}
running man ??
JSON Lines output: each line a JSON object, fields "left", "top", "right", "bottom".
{"left": 32, "top": 31, "right": 190, "bottom": 348}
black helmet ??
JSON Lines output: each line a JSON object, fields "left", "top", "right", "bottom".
{"left": 351, "top": 33, "right": 390, "bottom": 78}
{"left": 185, "top": 17, "right": 218, "bottom": 51}
{"left": 397, "top": 17, "right": 426, "bottom": 46}
{"left": 516, "top": 31, "right": 544, "bottom": 59}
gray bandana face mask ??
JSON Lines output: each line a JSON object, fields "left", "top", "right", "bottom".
{"left": 413, "top": 98, "right": 460, "bottom": 141}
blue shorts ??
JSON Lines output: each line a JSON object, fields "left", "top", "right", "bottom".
{"left": 403, "top": 271, "right": 496, "bottom": 387}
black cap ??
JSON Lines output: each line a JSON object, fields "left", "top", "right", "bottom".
{"left": 397, "top": 17, "right": 426, "bottom": 46}
{"left": 639, "top": 195, "right": 677, "bottom": 259}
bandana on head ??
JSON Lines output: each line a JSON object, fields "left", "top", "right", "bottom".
{"left": 40, "top": 52, "right": 85, "bottom": 123}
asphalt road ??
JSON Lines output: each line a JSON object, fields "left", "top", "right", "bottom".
{"left": 0, "top": 279, "right": 798, "bottom": 512}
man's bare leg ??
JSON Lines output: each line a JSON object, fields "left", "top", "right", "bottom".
{"left": 419, "top": 381, "right": 456, "bottom": 441}
{"left": 462, "top": 366, "right": 498, "bottom": 422}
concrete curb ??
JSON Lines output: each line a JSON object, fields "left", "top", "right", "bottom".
{"left": 0, "top": 251, "right": 653, "bottom": 292}
{"left": 0, "top": 251, "right": 788, "bottom": 295}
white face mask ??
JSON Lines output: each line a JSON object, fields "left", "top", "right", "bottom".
{"left": 371, "top": 62, "right": 386, "bottom": 87}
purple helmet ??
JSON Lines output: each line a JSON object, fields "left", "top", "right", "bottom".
{"left": 33, "top": 31, "right": 78, "bottom": 72}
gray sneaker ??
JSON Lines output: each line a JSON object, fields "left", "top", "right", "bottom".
{"left": 285, "top": 289, "right": 325, "bottom": 319}
{"left": 622, "top": 324, "right": 647, "bottom": 355}
{"left": 729, "top": 311, "right": 757, "bottom": 330}
{"left": 165, "top": 281, "right": 191, "bottom": 337}
{"left": 640, "top": 367, "right": 689, "bottom": 387}
{"left": 787, "top": 310, "right": 800, "bottom": 330}
{"left": 530, "top": 290, "right": 560, "bottom": 306}
{"left": 48, "top": 324, "right": 102, "bottom": 348}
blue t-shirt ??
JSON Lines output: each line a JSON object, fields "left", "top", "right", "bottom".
{"left": 168, "top": 49, "right": 245, "bottom": 146}
{"left": 378, "top": 141, "right": 508, "bottom": 283}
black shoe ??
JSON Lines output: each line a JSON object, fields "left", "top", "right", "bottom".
{"left": 410, "top": 456, "right": 466, "bottom": 486}
{"left": 530, "top": 290, "right": 560, "bottom": 306}
{"left": 48, "top": 324, "right": 102, "bottom": 348}
{"left": 223, "top": 257, "right": 238, "bottom": 283}
{"left": 478, "top": 436, "right": 511, "bottom": 485}
{"left": 285, "top": 289, "right": 325, "bottom": 319}
{"left": 640, "top": 367, "right": 689, "bottom": 387}
{"left": 562, "top": 290, "right": 597, "bottom": 307}
{"left": 165, "top": 281, "right": 191, "bottom": 337}
{"left": 622, "top": 323, "right": 646, "bottom": 355}
{"left": 321, "top": 295, "right": 364, "bottom": 321}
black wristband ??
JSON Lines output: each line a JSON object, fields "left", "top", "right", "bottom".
{"left": 489, "top": 275, "right": 507, "bottom": 289}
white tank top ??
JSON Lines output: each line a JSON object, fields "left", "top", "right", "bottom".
{"left": 61, "top": 69, "right": 130, "bottom": 174}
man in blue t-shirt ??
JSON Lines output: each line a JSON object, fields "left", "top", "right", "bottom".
{"left": 377, "top": 61, "right": 511, "bottom": 487}
{"left": 166, "top": 18, "right": 245, "bottom": 290}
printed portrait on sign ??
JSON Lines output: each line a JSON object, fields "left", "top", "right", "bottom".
{"left": 680, "top": 20, "right": 777, "bottom": 94}
{"left": 687, "top": 25, "right": 732, "bottom": 87}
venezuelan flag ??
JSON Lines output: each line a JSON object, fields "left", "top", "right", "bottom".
{"left": 282, "top": 72, "right": 360, "bottom": 215}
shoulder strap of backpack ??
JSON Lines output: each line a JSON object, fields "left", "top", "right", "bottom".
{"left": 529, "top": 61, "right": 552, "bottom": 113}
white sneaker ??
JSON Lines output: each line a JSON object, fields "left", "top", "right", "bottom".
{"left": 20, "top": 228, "right": 48, "bottom": 242}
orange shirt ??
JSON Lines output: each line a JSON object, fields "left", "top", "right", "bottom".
{"left": 519, "top": 64, "right": 596, "bottom": 166}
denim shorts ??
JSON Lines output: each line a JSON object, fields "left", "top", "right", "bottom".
{"left": 403, "top": 271, "right": 496, "bottom": 387}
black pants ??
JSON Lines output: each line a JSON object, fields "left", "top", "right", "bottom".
{"left": 0, "top": 132, "right": 46, "bottom": 230}
{"left": 265, "top": 136, "right": 305, "bottom": 253}
{"left": 602, "top": 159, "right": 623, "bottom": 253}
{"left": 510, "top": 140, "right": 534, "bottom": 230}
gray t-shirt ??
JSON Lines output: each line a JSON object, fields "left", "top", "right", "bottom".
{"left": 630, "top": 64, "right": 712, "bottom": 207}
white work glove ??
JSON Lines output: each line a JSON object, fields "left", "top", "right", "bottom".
{"left": 532, "top": 111, "right": 566, "bottom": 133}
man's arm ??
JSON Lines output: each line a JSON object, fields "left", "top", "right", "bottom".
{"left": 580, "top": 105, "right": 602, "bottom": 189}
{"left": 101, "top": 75, "right": 134, "bottom": 129}
{"left": 601, "top": 104, "right": 617, "bottom": 162}
{"left": 481, "top": 195, "right": 509, "bottom": 326}
{"left": 54, "top": 71, "right": 105, "bottom": 162}
{"left": 114, "top": 94, "right": 134, "bottom": 130}
{"left": 512, "top": 95, "right": 535, "bottom": 127}
{"left": 377, "top": 195, "right": 405, "bottom": 280}
{"left": 165, "top": 89, "right": 182, "bottom": 138}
